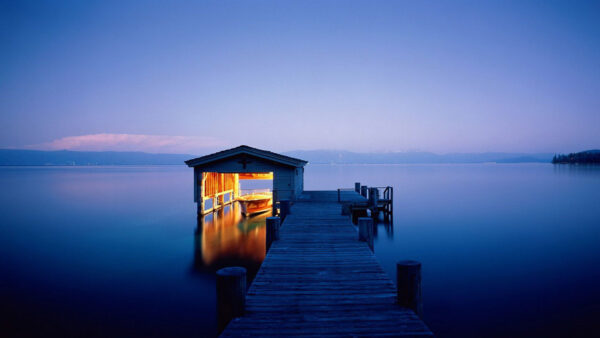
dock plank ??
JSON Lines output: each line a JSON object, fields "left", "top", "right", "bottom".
{"left": 221, "top": 191, "right": 433, "bottom": 337}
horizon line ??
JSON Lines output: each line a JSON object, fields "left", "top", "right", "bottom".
{"left": 0, "top": 147, "right": 590, "bottom": 156}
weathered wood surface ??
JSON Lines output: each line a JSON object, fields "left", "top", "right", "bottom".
{"left": 221, "top": 191, "right": 433, "bottom": 337}
{"left": 298, "top": 190, "right": 367, "bottom": 203}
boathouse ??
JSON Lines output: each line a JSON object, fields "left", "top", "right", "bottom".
{"left": 185, "top": 145, "right": 307, "bottom": 215}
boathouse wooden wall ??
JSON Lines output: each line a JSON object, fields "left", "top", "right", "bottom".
{"left": 192, "top": 154, "right": 303, "bottom": 204}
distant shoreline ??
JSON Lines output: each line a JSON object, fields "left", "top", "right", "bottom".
{"left": 6, "top": 148, "right": 599, "bottom": 166}
{"left": 552, "top": 150, "right": 600, "bottom": 165}
{"left": 0, "top": 162, "right": 556, "bottom": 168}
{"left": 0, "top": 164, "right": 185, "bottom": 167}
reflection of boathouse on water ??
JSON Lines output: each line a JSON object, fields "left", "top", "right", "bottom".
{"left": 186, "top": 146, "right": 307, "bottom": 272}
{"left": 193, "top": 205, "right": 268, "bottom": 273}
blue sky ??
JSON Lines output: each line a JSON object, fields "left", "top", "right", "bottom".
{"left": 1, "top": 0, "right": 599, "bottom": 154}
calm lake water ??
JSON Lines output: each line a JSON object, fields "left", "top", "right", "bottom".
{"left": 1, "top": 164, "right": 599, "bottom": 337}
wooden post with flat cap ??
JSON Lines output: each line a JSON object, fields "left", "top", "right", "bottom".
{"left": 216, "top": 267, "right": 247, "bottom": 333}
{"left": 396, "top": 260, "right": 423, "bottom": 318}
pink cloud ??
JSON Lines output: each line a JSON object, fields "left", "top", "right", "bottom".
{"left": 24, "top": 133, "right": 224, "bottom": 154}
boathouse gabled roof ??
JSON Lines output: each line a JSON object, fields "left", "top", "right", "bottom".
{"left": 184, "top": 145, "right": 308, "bottom": 168}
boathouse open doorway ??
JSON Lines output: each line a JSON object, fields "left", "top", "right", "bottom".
{"left": 198, "top": 171, "right": 274, "bottom": 216}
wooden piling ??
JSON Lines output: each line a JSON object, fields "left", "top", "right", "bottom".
{"left": 351, "top": 207, "right": 368, "bottom": 224}
{"left": 279, "top": 199, "right": 291, "bottom": 221}
{"left": 355, "top": 182, "right": 361, "bottom": 193}
{"left": 368, "top": 187, "right": 380, "bottom": 219}
{"left": 216, "top": 266, "right": 247, "bottom": 333}
{"left": 368, "top": 187, "right": 379, "bottom": 207}
{"left": 360, "top": 185, "right": 368, "bottom": 198}
{"left": 357, "top": 217, "right": 374, "bottom": 251}
{"left": 266, "top": 216, "right": 280, "bottom": 250}
{"left": 396, "top": 260, "right": 423, "bottom": 318}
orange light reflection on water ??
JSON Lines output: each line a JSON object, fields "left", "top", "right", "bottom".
{"left": 196, "top": 203, "right": 268, "bottom": 268}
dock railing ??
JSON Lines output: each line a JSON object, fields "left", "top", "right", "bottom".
{"left": 201, "top": 189, "right": 234, "bottom": 214}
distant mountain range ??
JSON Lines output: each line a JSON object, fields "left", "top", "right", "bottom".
{"left": 0, "top": 149, "right": 192, "bottom": 166}
{"left": 0, "top": 148, "right": 557, "bottom": 166}
{"left": 283, "top": 150, "right": 554, "bottom": 164}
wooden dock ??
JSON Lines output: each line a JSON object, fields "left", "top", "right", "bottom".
{"left": 220, "top": 190, "right": 433, "bottom": 337}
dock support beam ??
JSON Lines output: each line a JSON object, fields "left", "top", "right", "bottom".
{"left": 279, "top": 199, "right": 291, "bottom": 221}
{"left": 360, "top": 185, "right": 368, "bottom": 198}
{"left": 266, "top": 217, "right": 280, "bottom": 250}
{"left": 396, "top": 260, "right": 423, "bottom": 318}
{"left": 217, "top": 267, "right": 247, "bottom": 333}
{"left": 352, "top": 207, "right": 368, "bottom": 224}
{"left": 355, "top": 182, "right": 361, "bottom": 193}
{"left": 358, "top": 217, "right": 374, "bottom": 251}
